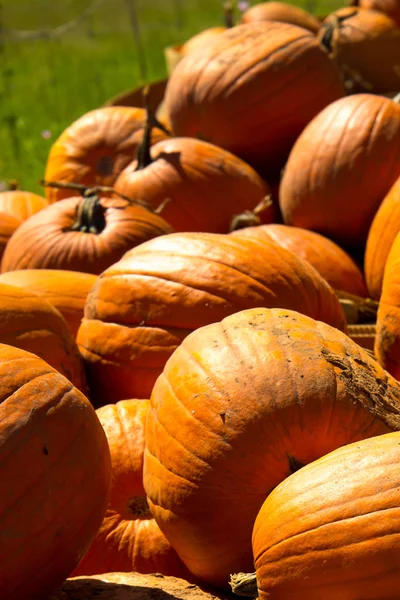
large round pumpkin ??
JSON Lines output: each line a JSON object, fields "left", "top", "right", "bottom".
{"left": 72, "top": 399, "right": 186, "bottom": 577}
{"left": 318, "top": 7, "right": 400, "bottom": 94}
{"left": 77, "top": 232, "right": 345, "bottom": 405}
{"left": 252, "top": 431, "right": 400, "bottom": 600}
{"left": 231, "top": 223, "right": 368, "bottom": 297}
{"left": 0, "top": 282, "right": 87, "bottom": 393}
{"left": 44, "top": 107, "right": 169, "bottom": 203}
{"left": 0, "top": 269, "right": 97, "bottom": 337}
{"left": 365, "top": 176, "right": 400, "bottom": 300}
{"left": 241, "top": 2, "right": 321, "bottom": 34}
{"left": 143, "top": 307, "right": 400, "bottom": 588}
{"left": 280, "top": 93, "right": 400, "bottom": 248}
{"left": 1, "top": 192, "right": 173, "bottom": 275}
{"left": 0, "top": 344, "right": 111, "bottom": 600}
{"left": 114, "top": 137, "right": 274, "bottom": 233}
{"left": 163, "top": 22, "right": 345, "bottom": 175}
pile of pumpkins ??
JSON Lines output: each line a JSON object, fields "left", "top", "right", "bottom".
{"left": 2, "top": 0, "right": 400, "bottom": 598}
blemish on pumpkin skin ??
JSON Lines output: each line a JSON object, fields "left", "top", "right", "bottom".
{"left": 43, "top": 445, "right": 49, "bottom": 456}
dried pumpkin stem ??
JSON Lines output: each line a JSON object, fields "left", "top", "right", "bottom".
{"left": 320, "top": 10, "right": 358, "bottom": 53}
{"left": 70, "top": 193, "right": 106, "bottom": 234}
{"left": 224, "top": 1, "right": 235, "bottom": 28}
{"left": 135, "top": 84, "right": 172, "bottom": 171}
{"left": 229, "top": 195, "right": 273, "bottom": 232}
{"left": 230, "top": 572, "right": 258, "bottom": 597}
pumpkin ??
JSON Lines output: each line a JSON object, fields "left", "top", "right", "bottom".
{"left": 0, "top": 212, "right": 21, "bottom": 261}
{"left": 44, "top": 106, "right": 169, "bottom": 203}
{"left": 0, "top": 188, "right": 49, "bottom": 220}
{"left": 318, "top": 7, "right": 400, "bottom": 94}
{"left": 0, "top": 344, "right": 111, "bottom": 600}
{"left": 365, "top": 176, "right": 400, "bottom": 300}
{"left": 374, "top": 231, "right": 400, "bottom": 376}
{"left": 77, "top": 232, "right": 345, "bottom": 405}
{"left": 0, "top": 282, "right": 88, "bottom": 393}
{"left": 356, "top": 0, "right": 400, "bottom": 25}
{"left": 250, "top": 431, "right": 400, "bottom": 600}
{"left": 241, "top": 2, "right": 321, "bottom": 34}
{"left": 181, "top": 27, "right": 228, "bottom": 55}
{"left": 1, "top": 188, "right": 173, "bottom": 275}
{"left": 114, "top": 135, "right": 274, "bottom": 234}
{"left": 72, "top": 399, "right": 186, "bottom": 577}
{"left": 231, "top": 223, "right": 368, "bottom": 297}
{"left": 279, "top": 93, "right": 400, "bottom": 248}
{"left": 143, "top": 307, "right": 400, "bottom": 588}
{"left": 163, "top": 22, "right": 345, "bottom": 176}
{"left": 0, "top": 269, "right": 97, "bottom": 337}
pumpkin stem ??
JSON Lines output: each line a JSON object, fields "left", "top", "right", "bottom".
{"left": 69, "top": 191, "right": 106, "bottom": 234}
{"left": 229, "top": 195, "right": 273, "bottom": 232}
{"left": 135, "top": 84, "right": 172, "bottom": 171}
{"left": 7, "top": 179, "right": 19, "bottom": 191}
{"left": 154, "top": 197, "right": 172, "bottom": 215}
{"left": 224, "top": 1, "right": 235, "bottom": 27}
{"left": 393, "top": 93, "right": 400, "bottom": 104}
{"left": 335, "top": 289, "right": 378, "bottom": 323}
{"left": 230, "top": 572, "right": 258, "bottom": 598}
{"left": 127, "top": 496, "right": 153, "bottom": 519}
{"left": 320, "top": 10, "right": 358, "bottom": 53}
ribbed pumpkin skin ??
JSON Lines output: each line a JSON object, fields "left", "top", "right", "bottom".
{"left": 182, "top": 27, "right": 227, "bottom": 55}
{"left": 318, "top": 7, "right": 400, "bottom": 93}
{"left": 0, "top": 212, "right": 21, "bottom": 261}
{"left": 72, "top": 400, "right": 186, "bottom": 577}
{"left": 44, "top": 107, "right": 168, "bottom": 203}
{"left": 253, "top": 431, "right": 400, "bottom": 600}
{"left": 0, "top": 190, "right": 49, "bottom": 220}
{"left": 0, "top": 344, "right": 111, "bottom": 600}
{"left": 114, "top": 137, "right": 274, "bottom": 233}
{"left": 241, "top": 2, "right": 321, "bottom": 33}
{"left": 77, "top": 233, "right": 345, "bottom": 405}
{"left": 0, "top": 283, "right": 88, "bottom": 393}
{"left": 163, "top": 22, "right": 344, "bottom": 174}
{"left": 1, "top": 198, "right": 173, "bottom": 275}
{"left": 0, "top": 269, "right": 97, "bottom": 337}
{"left": 231, "top": 224, "right": 368, "bottom": 296}
{"left": 144, "top": 307, "right": 400, "bottom": 588}
{"left": 280, "top": 94, "right": 400, "bottom": 248}
{"left": 365, "top": 176, "right": 400, "bottom": 300}
{"left": 375, "top": 232, "right": 400, "bottom": 376}
{"left": 358, "top": 0, "right": 400, "bottom": 25}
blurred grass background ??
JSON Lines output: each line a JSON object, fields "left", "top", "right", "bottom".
{"left": 0, "top": 0, "right": 343, "bottom": 194}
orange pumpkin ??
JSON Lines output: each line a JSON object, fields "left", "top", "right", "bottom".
{"left": 0, "top": 344, "right": 111, "bottom": 600}
{"left": 252, "top": 431, "right": 400, "bottom": 600}
{"left": 181, "top": 27, "right": 228, "bottom": 55}
{"left": 72, "top": 399, "right": 186, "bottom": 577}
{"left": 163, "top": 22, "right": 344, "bottom": 176}
{"left": 318, "top": 7, "right": 400, "bottom": 93}
{"left": 365, "top": 176, "right": 400, "bottom": 300}
{"left": 0, "top": 269, "right": 97, "bottom": 337}
{"left": 356, "top": 0, "right": 400, "bottom": 25}
{"left": 241, "top": 2, "right": 321, "bottom": 34}
{"left": 44, "top": 107, "right": 169, "bottom": 203}
{"left": 144, "top": 307, "right": 400, "bottom": 588}
{"left": 1, "top": 190, "right": 173, "bottom": 275}
{"left": 77, "top": 232, "right": 345, "bottom": 405}
{"left": 0, "top": 189, "right": 49, "bottom": 220}
{"left": 280, "top": 93, "right": 400, "bottom": 248}
{"left": 0, "top": 212, "right": 21, "bottom": 262}
{"left": 231, "top": 223, "right": 368, "bottom": 297}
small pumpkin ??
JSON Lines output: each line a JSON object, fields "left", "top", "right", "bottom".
{"left": 44, "top": 106, "right": 169, "bottom": 203}
{"left": 241, "top": 2, "right": 321, "bottom": 34}
{"left": 318, "top": 7, "right": 400, "bottom": 93}
{"left": 1, "top": 186, "right": 173, "bottom": 275}
{"left": 280, "top": 93, "right": 400, "bottom": 248}
{"left": 231, "top": 223, "right": 368, "bottom": 297}
{"left": 77, "top": 232, "right": 345, "bottom": 405}
{"left": 0, "top": 188, "right": 49, "bottom": 220}
{"left": 163, "top": 21, "right": 345, "bottom": 176}
{"left": 251, "top": 431, "right": 400, "bottom": 600}
{"left": 144, "top": 307, "right": 400, "bottom": 588}
{"left": 0, "top": 344, "right": 111, "bottom": 600}
{"left": 0, "top": 269, "right": 97, "bottom": 337}
{"left": 0, "top": 212, "right": 21, "bottom": 262}
{"left": 72, "top": 399, "right": 186, "bottom": 577}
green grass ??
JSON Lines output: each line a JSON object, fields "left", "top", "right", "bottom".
{"left": 0, "top": 0, "right": 343, "bottom": 194}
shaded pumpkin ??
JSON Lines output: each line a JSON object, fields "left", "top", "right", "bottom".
{"left": 77, "top": 232, "right": 345, "bottom": 406}
{"left": 1, "top": 189, "right": 173, "bottom": 275}
{"left": 251, "top": 431, "right": 400, "bottom": 600}
{"left": 72, "top": 399, "right": 187, "bottom": 577}
{"left": 143, "top": 307, "right": 400, "bottom": 588}
{"left": 241, "top": 2, "right": 321, "bottom": 34}
{"left": 0, "top": 212, "right": 21, "bottom": 262}
{"left": 375, "top": 231, "right": 400, "bottom": 376}
{"left": 318, "top": 7, "right": 400, "bottom": 93}
{"left": 114, "top": 136, "right": 274, "bottom": 233}
{"left": 163, "top": 21, "right": 344, "bottom": 176}
{"left": 0, "top": 189, "right": 49, "bottom": 220}
{"left": 279, "top": 93, "right": 400, "bottom": 249}
{"left": 0, "top": 269, "right": 97, "bottom": 337}
{"left": 355, "top": 0, "right": 400, "bottom": 26}
{"left": 44, "top": 106, "right": 169, "bottom": 203}
{"left": 365, "top": 175, "right": 400, "bottom": 300}
{"left": 0, "top": 282, "right": 88, "bottom": 394}
{"left": 0, "top": 344, "right": 111, "bottom": 600}
{"left": 231, "top": 223, "right": 368, "bottom": 297}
